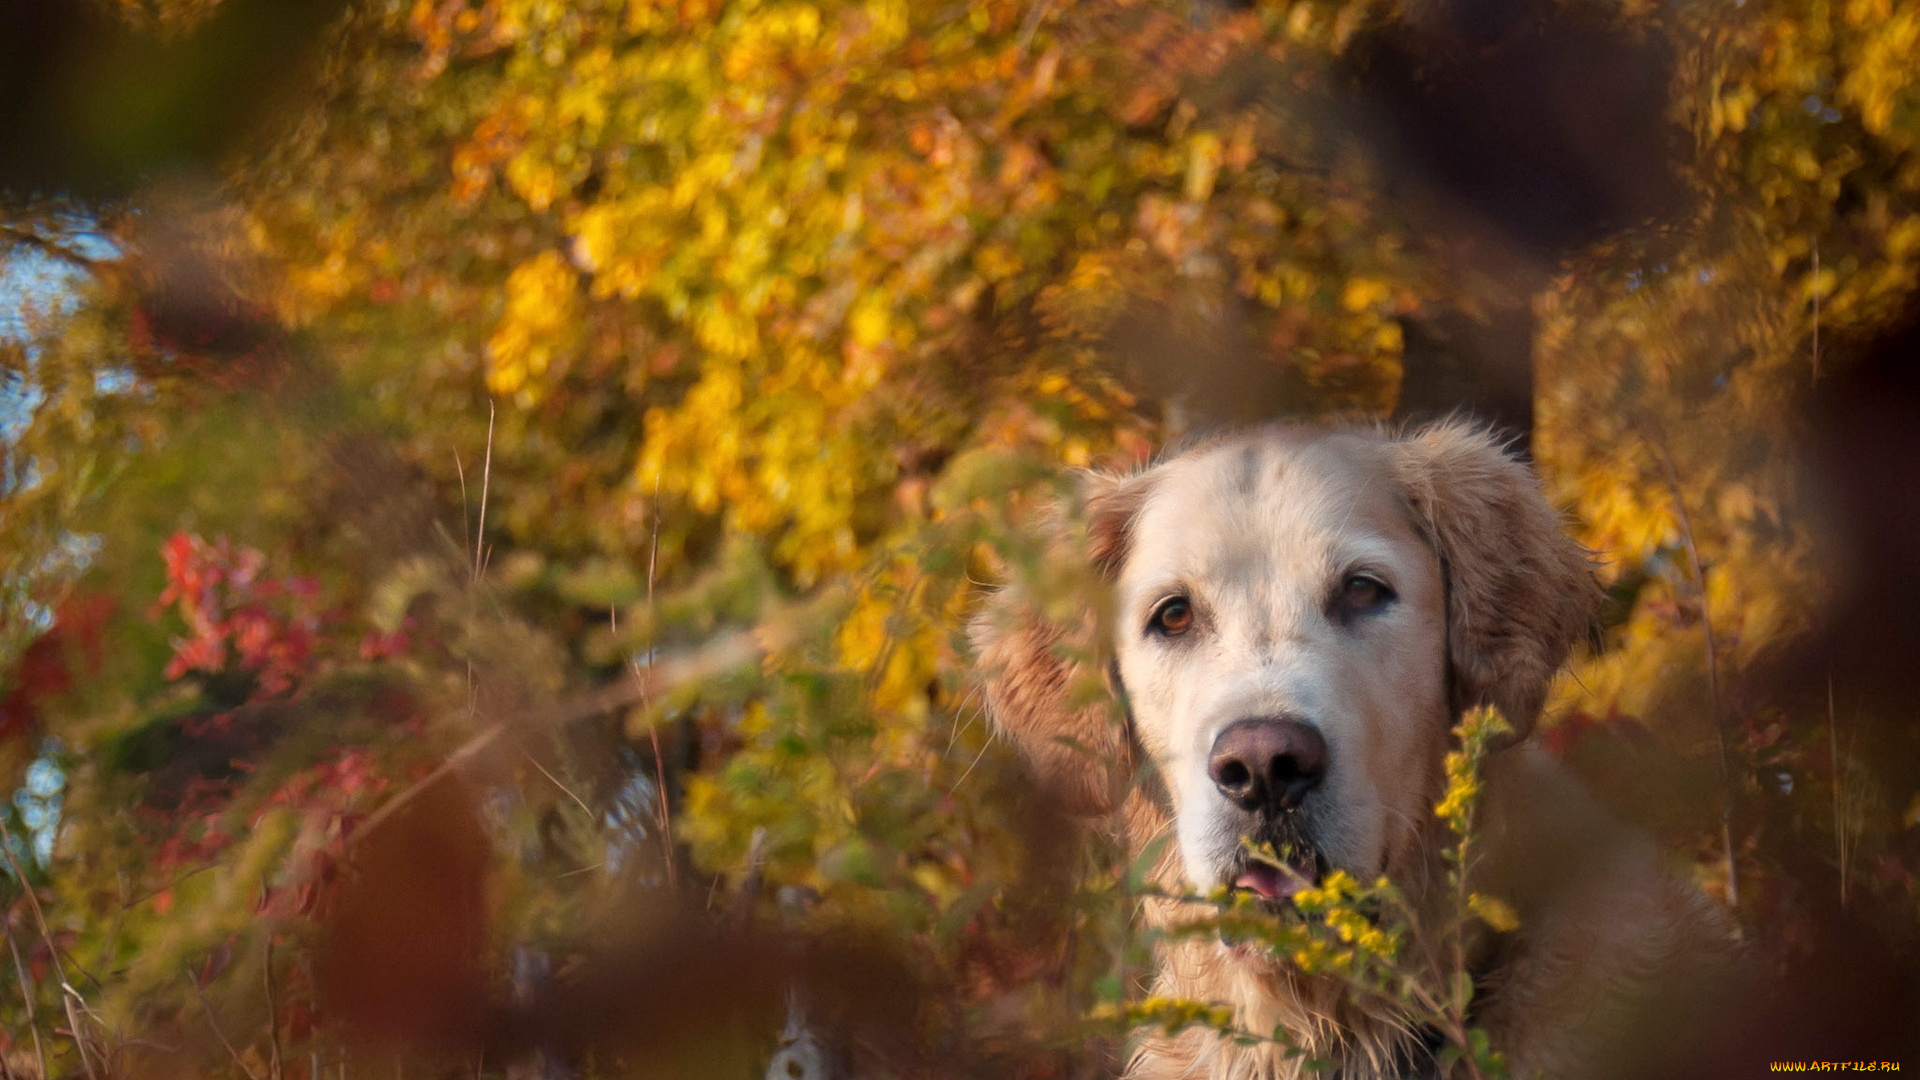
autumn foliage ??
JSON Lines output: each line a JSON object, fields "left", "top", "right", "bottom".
{"left": 2, "top": 0, "right": 1919, "bottom": 1076}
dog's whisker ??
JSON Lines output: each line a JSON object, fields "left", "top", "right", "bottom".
{"left": 943, "top": 684, "right": 986, "bottom": 759}
{"left": 944, "top": 734, "right": 993, "bottom": 798}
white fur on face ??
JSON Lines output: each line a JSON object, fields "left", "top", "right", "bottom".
{"left": 1111, "top": 432, "right": 1451, "bottom": 892}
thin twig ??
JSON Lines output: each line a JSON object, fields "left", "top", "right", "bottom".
{"left": 0, "top": 223, "right": 103, "bottom": 272}
{"left": 455, "top": 443, "right": 477, "bottom": 716}
{"left": 121, "top": 864, "right": 218, "bottom": 911}
{"left": 186, "top": 965, "right": 263, "bottom": 1080}
{"left": 348, "top": 724, "right": 511, "bottom": 845}
{"left": 1812, "top": 242, "right": 1847, "bottom": 901}
{"left": 727, "top": 827, "right": 771, "bottom": 928}
{"left": 636, "top": 473, "right": 678, "bottom": 888}
{"left": 474, "top": 401, "right": 494, "bottom": 588}
{"left": 1828, "top": 676, "right": 1853, "bottom": 906}
{"left": 4, "top": 913, "right": 50, "bottom": 1080}
{"left": 0, "top": 821, "right": 97, "bottom": 1080}
{"left": 264, "top": 934, "right": 283, "bottom": 1080}
{"left": 63, "top": 994, "right": 102, "bottom": 1080}
{"left": 1444, "top": 794, "right": 1488, "bottom": 1080}
{"left": 525, "top": 752, "right": 594, "bottom": 818}
{"left": 462, "top": 405, "right": 498, "bottom": 723}
{"left": 466, "top": 405, "right": 497, "bottom": 722}
{"left": 453, "top": 448, "right": 471, "bottom": 573}
{"left": 351, "top": 631, "right": 759, "bottom": 850}
{"left": 1650, "top": 438, "right": 1741, "bottom": 909}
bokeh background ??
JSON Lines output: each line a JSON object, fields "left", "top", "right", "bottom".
{"left": 1, "top": 0, "right": 1918, "bottom": 1076}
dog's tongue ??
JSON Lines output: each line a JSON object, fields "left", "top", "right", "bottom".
{"left": 1234, "top": 863, "right": 1307, "bottom": 900}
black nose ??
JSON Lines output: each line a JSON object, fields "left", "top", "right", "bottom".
{"left": 1208, "top": 718, "right": 1328, "bottom": 813}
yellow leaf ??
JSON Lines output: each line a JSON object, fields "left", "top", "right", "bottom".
{"left": 848, "top": 294, "right": 891, "bottom": 347}
{"left": 1342, "top": 277, "right": 1390, "bottom": 313}
{"left": 1184, "top": 132, "right": 1222, "bottom": 202}
{"left": 1469, "top": 893, "right": 1521, "bottom": 933}
{"left": 486, "top": 251, "right": 581, "bottom": 399}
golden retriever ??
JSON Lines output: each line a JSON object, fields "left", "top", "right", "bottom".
{"left": 972, "top": 422, "right": 1736, "bottom": 1080}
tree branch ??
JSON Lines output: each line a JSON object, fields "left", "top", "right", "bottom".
{"left": 0, "top": 224, "right": 104, "bottom": 274}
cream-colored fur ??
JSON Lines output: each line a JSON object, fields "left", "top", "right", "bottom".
{"left": 971, "top": 422, "right": 1735, "bottom": 1079}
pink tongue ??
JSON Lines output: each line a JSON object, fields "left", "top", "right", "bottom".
{"left": 1234, "top": 863, "right": 1305, "bottom": 899}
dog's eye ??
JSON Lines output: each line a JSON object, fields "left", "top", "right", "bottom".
{"left": 1335, "top": 574, "right": 1394, "bottom": 621}
{"left": 1149, "top": 596, "right": 1194, "bottom": 636}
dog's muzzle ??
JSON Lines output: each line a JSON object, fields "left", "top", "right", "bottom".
{"left": 1209, "top": 717, "right": 1330, "bottom": 902}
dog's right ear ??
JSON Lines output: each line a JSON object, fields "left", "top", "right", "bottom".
{"left": 1390, "top": 421, "right": 1599, "bottom": 738}
{"left": 968, "top": 472, "right": 1152, "bottom": 817}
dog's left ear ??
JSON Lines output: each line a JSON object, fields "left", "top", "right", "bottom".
{"left": 968, "top": 471, "right": 1151, "bottom": 817}
{"left": 1391, "top": 422, "right": 1599, "bottom": 737}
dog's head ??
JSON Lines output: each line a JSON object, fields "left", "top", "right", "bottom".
{"left": 971, "top": 422, "right": 1596, "bottom": 900}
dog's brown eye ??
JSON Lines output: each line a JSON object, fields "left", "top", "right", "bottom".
{"left": 1150, "top": 596, "right": 1194, "bottom": 636}
{"left": 1337, "top": 574, "right": 1394, "bottom": 620}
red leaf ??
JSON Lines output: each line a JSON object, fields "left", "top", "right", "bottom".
{"left": 196, "top": 940, "right": 233, "bottom": 987}
{"left": 0, "top": 592, "right": 115, "bottom": 741}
